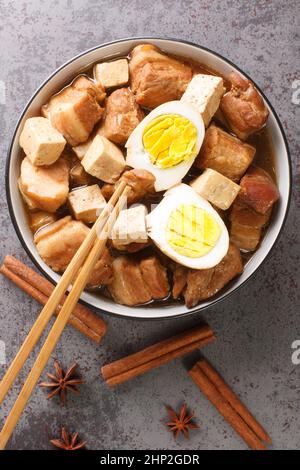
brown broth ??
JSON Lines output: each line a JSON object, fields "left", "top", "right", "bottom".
{"left": 21, "top": 48, "right": 277, "bottom": 308}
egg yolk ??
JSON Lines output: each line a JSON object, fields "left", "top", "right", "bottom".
{"left": 142, "top": 114, "right": 198, "bottom": 168}
{"left": 166, "top": 204, "right": 221, "bottom": 258}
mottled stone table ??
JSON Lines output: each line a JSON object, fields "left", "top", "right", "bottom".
{"left": 0, "top": 0, "right": 299, "bottom": 450}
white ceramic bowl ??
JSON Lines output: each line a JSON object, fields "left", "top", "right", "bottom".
{"left": 6, "top": 38, "right": 291, "bottom": 320}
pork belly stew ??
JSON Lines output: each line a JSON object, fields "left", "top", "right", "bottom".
{"left": 18, "top": 44, "right": 279, "bottom": 309}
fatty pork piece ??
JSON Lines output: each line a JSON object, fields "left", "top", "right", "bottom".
{"left": 238, "top": 166, "right": 279, "bottom": 214}
{"left": 42, "top": 76, "right": 105, "bottom": 146}
{"left": 101, "top": 169, "right": 156, "bottom": 205}
{"left": 108, "top": 255, "right": 169, "bottom": 306}
{"left": 34, "top": 215, "right": 113, "bottom": 286}
{"left": 197, "top": 124, "right": 255, "bottom": 181}
{"left": 19, "top": 156, "right": 69, "bottom": 212}
{"left": 229, "top": 167, "right": 279, "bottom": 251}
{"left": 229, "top": 200, "right": 271, "bottom": 252}
{"left": 220, "top": 72, "right": 269, "bottom": 140}
{"left": 172, "top": 244, "right": 243, "bottom": 308}
{"left": 129, "top": 44, "right": 193, "bottom": 108}
{"left": 97, "top": 88, "right": 144, "bottom": 145}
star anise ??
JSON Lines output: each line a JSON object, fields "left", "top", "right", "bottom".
{"left": 165, "top": 402, "right": 199, "bottom": 438}
{"left": 40, "top": 359, "right": 85, "bottom": 403}
{"left": 50, "top": 427, "right": 86, "bottom": 450}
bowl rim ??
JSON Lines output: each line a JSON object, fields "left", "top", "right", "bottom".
{"left": 5, "top": 36, "right": 292, "bottom": 321}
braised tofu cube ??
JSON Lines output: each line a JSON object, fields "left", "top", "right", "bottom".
{"left": 197, "top": 124, "right": 256, "bottom": 181}
{"left": 81, "top": 135, "right": 125, "bottom": 183}
{"left": 19, "top": 156, "right": 69, "bottom": 212}
{"left": 68, "top": 184, "right": 106, "bottom": 224}
{"left": 181, "top": 74, "right": 225, "bottom": 127}
{"left": 191, "top": 169, "right": 240, "bottom": 210}
{"left": 19, "top": 117, "right": 66, "bottom": 166}
{"left": 111, "top": 204, "right": 148, "bottom": 246}
{"left": 42, "top": 76, "right": 104, "bottom": 146}
{"left": 94, "top": 59, "right": 129, "bottom": 88}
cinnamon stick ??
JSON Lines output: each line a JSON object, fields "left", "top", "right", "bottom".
{"left": 196, "top": 358, "right": 272, "bottom": 444}
{"left": 0, "top": 256, "right": 106, "bottom": 343}
{"left": 189, "top": 360, "right": 269, "bottom": 450}
{"left": 101, "top": 324, "right": 215, "bottom": 387}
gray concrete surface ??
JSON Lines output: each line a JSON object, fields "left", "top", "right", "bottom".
{"left": 0, "top": 0, "right": 299, "bottom": 450}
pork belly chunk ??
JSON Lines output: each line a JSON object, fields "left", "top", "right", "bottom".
{"left": 172, "top": 265, "right": 188, "bottom": 300}
{"left": 108, "top": 256, "right": 152, "bottom": 306}
{"left": 87, "top": 247, "right": 114, "bottom": 287}
{"left": 220, "top": 72, "right": 269, "bottom": 140}
{"left": 238, "top": 166, "right": 279, "bottom": 214}
{"left": 102, "top": 169, "right": 156, "bottom": 205}
{"left": 97, "top": 88, "right": 144, "bottom": 145}
{"left": 229, "top": 166, "right": 278, "bottom": 251}
{"left": 108, "top": 255, "right": 169, "bottom": 306}
{"left": 34, "top": 216, "right": 89, "bottom": 271}
{"left": 196, "top": 124, "right": 255, "bottom": 181}
{"left": 129, "top": 44, "right": 193, "bottom": 108}
{"left": 183, "top": 243, "right": 243, "bottom": 308}
{"left": 140, "top": 256, "right": 169, "bottom": 300}
{"left": 230, "top": 218, "right": 262, "bottom": 251}
{"left": 19, "top": 156, "right": 69, "bottom": 212}
{"left": 42, "top": 76, "right": 105, "bottom": 146}
{"left": 29, "top": 211, "right": 57, "bottom": 234}
{"left": 230, "top": 200, "right": 272, "bottom": 252}
{"left": 34, "top": 215, "right": 113, "bottom": 285}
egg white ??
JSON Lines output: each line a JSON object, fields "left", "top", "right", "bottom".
{"left": 125, "top": 101, "right": 205, "bottom": 192}
{"left": 146, "top": 184, "right": 229, "bottom": 269}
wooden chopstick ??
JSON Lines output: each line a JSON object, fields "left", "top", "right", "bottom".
{"left": 0, "top": 184, "right": 130, "bottom": 449}
{"left": 0, "top": 180, "right": 126, "bottom": 407}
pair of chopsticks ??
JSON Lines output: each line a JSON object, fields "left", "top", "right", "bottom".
{"left": 0, "top": 181, "right": 130, "bottom": 449}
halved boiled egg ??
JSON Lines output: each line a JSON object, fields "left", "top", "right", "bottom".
{"left": 126, "top": 101, "right": 205, "bottom": 191}
{"left": 146, "top": 184, "right": 229, "bottom": 269}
